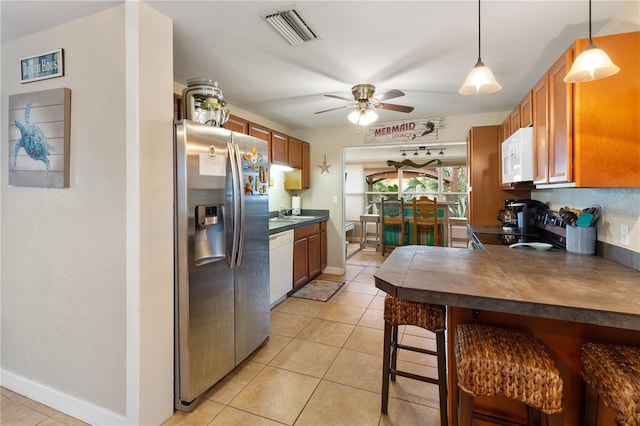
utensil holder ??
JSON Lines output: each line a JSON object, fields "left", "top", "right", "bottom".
{"left": 566, "top": 225, "right": 596, "bottom": 255}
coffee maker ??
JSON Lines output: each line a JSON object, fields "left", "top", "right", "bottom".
{"left": 499, "top": 199, "right": 548, "bottom": 232}
{"left": 497, "top": 200, "right": 519, "bottom": 227}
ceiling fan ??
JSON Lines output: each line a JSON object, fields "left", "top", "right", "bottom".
{"left": 315, "top": 84, "right": 414, "bottom": 125}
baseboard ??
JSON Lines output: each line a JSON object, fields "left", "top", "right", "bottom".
{"left": 322, "top": 266, "right": 343, "bottom": 275}
{"left": 1, "top": 369, "right": 127, "bottom": 425}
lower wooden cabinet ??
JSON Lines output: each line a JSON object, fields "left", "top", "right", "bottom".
{"left": 292, "top": 221, "right": 327, "bottom": 290}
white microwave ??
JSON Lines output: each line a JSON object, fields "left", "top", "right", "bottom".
{"left": 501, "top": 127, "right": 534, "bottom": 184}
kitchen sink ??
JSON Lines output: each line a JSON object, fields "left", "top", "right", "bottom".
{"left": 270, "top": 215, "right": 317, "bottom": 222}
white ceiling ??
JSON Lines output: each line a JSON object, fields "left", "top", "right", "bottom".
{"left": 1, "top": 1, "right": 631, "bottom": 132}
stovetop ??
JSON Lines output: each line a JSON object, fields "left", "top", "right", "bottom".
{"left": 471, "top": 210, "right": 567, "bottom": 249}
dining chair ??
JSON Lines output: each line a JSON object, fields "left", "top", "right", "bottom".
{"left": 380, "top": 198, "right": 408, "bottom": 255}
{"left": 412, "top": 197, "right": 443, "bottom": 246}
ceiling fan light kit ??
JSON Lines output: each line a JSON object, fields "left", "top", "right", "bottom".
{"left": 316, "top": 83, "right": 414, "bottom": 124}
{"left": 348, "top": 107, "right": 378, "bottom": 125}
{"left": 564, "top": 0, "right": 620, "bottom": 83}
{"left": 459, "top": 0, "right": 502, "bottom": 95}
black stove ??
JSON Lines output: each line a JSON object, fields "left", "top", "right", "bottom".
{"left": 470, "top": 210, "right": 567, "bottom": 250}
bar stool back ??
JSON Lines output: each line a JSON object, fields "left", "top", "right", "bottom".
{"left": 455, "top": 323, "right": 564, "bottom": 426}
{"left": 581, "top": 342, "right": 640, "bottom": 426}
{"left": 382, "top": 295, "right": 448, "bottom": 426}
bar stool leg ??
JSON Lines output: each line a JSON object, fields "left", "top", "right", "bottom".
{"left": 436, "top": 329, "right": 448, "bottom": 426}
{"left": 381, "top": 320, "right": 392, "bottom": 414}
{"left": 390, "top": 324, "right": 399, "bottom": 381}
{"left": 583, "top": 383, "right": 599, "bottom": 426}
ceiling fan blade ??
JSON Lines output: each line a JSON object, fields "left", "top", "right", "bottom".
{"left": 324, "top": 94, "right": 354, "bottom": 102}
{"left": 372, "top": 89, "right": 405, "bottom": 102}
{"left": 374, "top": 103, "right": 414, "bottom": 113}
{"left": 314, "top": 104, "right": 355, "bottom": 114}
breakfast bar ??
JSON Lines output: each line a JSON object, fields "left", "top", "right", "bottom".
{"left": 374, "top": 245, "right": 640, "bottom": 425}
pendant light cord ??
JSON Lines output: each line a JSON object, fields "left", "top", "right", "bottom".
{"left": 588, "top": 0, "right": 593, "bottom": 42}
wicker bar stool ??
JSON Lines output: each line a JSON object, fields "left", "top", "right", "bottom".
{"left": 455, "top": 323, "right": 564, "bottom": 426}
{"left": 382, "top": 295, "right": 448, "bottom": 426}
{"left": 581, "top": 342, "right": 640, "bottom": 426}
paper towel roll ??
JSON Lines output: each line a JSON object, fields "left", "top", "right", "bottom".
{"left": 292, "top": 196, "right": 301, "bottom": 215}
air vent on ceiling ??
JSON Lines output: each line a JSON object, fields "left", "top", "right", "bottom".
{"left": 263, "top": 8, "right": 319, "bottom": 46}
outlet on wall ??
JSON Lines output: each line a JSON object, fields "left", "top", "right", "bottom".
{"left": 332, "top": 195, "right": 338, "bottom": 203}
{"left": 620, "top": 224, "right": 630, "bottom": 246}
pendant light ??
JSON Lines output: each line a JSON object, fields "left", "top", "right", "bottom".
{"left": 459, "top": 0, "right": 502, "bottom": 95}
{"left": 564, "top": 0, "right": 620, "bottom": 83}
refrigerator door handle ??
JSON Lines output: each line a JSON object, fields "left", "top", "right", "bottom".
{"left": 233, "top": 143, "right": 245, "bottom": 266}
{"left": 228, "top": 142, "right": 241, "bottom": 268}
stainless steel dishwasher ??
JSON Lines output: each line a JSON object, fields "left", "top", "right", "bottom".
{"left": 269, "top": 230, "right": 293, "bottom": 308}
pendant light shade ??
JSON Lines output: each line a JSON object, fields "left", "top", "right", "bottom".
{"left": 564, "top": 42, "right": 620, "bottom": 82}
{"left": 459, "top": 0, "right": 501, "bottom": 95}
{"left": 348, "top": 107, "right": 377, "bottom": 126}
{"left": 564, "top": 0, "right": 619, "bottom": 83}
{"left": 459, "top": 60, "right": 502, "bottom": 95}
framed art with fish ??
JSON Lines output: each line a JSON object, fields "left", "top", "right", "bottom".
{"left": 8, "top": 88, "right": 71, "bottom": 188}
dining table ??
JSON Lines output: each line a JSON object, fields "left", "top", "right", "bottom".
{"left": 374, "top": 244, "right": 640, "bottom": 425}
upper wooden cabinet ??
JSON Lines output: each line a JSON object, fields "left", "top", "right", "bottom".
{"left": 531, "top": 31, "right": 639, "bottom": 187}
{"left": 302, "top": 141, "right": 310, "bottom": 189}
{"left": 271, "top": 131, "right": 288, "bottom": 165}
{"left": 509, "top": 107, "right": 521, "bottom": 134}
{"left": 571, "top": 31, "right": 640, "bottom": 187}
{"left": 248, "top": 122, "right": 271, "bottom": 143}
{"left": 288, "top": 137, "right": 303, "bottom": 169}
{"left": 519, "top": 91, "right": 532, "bottom": 128}
{"left": 225, "top": 114, "right": 249, "bottom": 134}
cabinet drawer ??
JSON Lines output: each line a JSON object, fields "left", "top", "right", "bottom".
{"left": 294, "top": 223, "right": 320, "bottom": 239}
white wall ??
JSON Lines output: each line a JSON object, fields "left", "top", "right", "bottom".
{"left": 1, "top": 3, "right": 174, "bottom": 425}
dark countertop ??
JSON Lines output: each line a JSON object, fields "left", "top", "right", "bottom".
{"left": 374, "top": 245, "right": 640, "bottom": 331}
{"left": 268, "top": 210, "right": 329, "bottom": 234}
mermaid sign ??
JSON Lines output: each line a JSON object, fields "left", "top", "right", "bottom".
{"left": 8, "top": 88, "right": 71, "bottom": 188}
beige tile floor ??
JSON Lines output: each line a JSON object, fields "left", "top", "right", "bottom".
{"left": 1, "top": 244, "right": 445, "bottom": 425}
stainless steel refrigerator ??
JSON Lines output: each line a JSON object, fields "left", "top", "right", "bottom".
{"left": 174, "top": 120, "right": 270, "bottom": 411}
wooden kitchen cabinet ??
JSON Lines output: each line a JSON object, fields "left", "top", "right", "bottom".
{"left": 509, "top": 106, "right": 521, "bottom": 134}
{"left": 320, "top": 221, "right": 327, "bottom": 270}
{"left": 533, "top": 31, "right": 640, "bottom": 187}
{"left": 248, "top": 122, "right": 271, "bottom": 144}
{"left": 224, "top": 114, "right": 249, "bottom": 134}
{"left": 467, "top": 126, "right": 530, "bottom": 225}
{"left": 288, "top": 137, "right": 303, "bottom": 169}
{"left": 271, "top": 131, "right": 288, "bottom": 165}
{"left": 292, "top": 221, "right": 326, "bottom": 290}
{"left": 519, "top": 91, "right": 532, "bottom": 128}
{"left": 302, "top": 141, "right": 310, "bottom": 189}
{"left": 498, "top": 116, "right": 510, "bottom": 143}
{"left": 284, "top": 141, "right": 311, "bottom": 190}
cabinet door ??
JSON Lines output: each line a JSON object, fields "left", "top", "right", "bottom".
{"left": 225, "top": 114, "right": 249, "bottom": 134}
{"left": 271, "top": 131, "right": 288, "bottom": 165}
{"left": 307, "top": 233, "right": 321, "bottom": 279}
{"left": 509, "top": 107, "right": 521, "bottom": 133}
{"left": 498, "top": 116, "right": 510, "bottom": 142}
{"left": 173, "top": 94, "right": 183, "bottom": 121}
{"left": 288, "top": 137, "right": 303, "bottom": 169}
{"left": 320, "top": 224, "right": 327, "bottom": 270}
{"left": 532, "top": 74, "right": 549, "bottom": 184}
{"left": 302, "top": 141, "right": 310, "bottom": 189}
{"left": 248, "top": 123, "right": 271, "bottom": 144}
{"left": 292, "top": 237, "right": 309, "bottom": 290}
{"left": 547, "top": 49, "right": 573, "bottom": 184}
{"left": 520, "top": 91, "right": 533, "bottom": 128}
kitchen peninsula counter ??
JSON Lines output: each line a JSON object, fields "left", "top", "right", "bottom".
{"left": 374, "top": 245, "right": 640, "bottom": 330}
{"left": 375, "top": 245, "right": 640, "bottom": 425}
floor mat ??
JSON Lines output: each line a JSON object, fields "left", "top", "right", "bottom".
{"left": 291, "top": 279, "right": 345, "bottom": 302}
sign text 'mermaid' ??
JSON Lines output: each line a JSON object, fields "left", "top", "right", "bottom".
{"left": 20, "top": 49, "right": 64, "bottom": 83}
{"left": 366, "top": 117, "right": 445, "bottom": 143}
